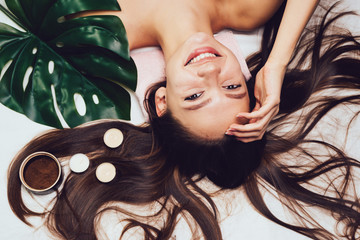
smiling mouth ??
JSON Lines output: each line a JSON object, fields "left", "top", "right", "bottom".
{"left": 186, "top": 53, "right": 218, "bottom": 65}
{"left": 185, "top": 47, "right": 220, "bottom": 66}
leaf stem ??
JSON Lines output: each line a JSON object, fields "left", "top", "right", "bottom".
{"left": 0, "top": 3, "right": 27, "bottom": 31}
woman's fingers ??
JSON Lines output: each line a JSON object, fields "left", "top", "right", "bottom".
{"left": 226, "top": 95, "right": 280, "bottom": 143}
{"left": 227, "top": 127, "right": 266, "bottom": 142}
{"left": 226, "top": 105, "right": 279, "bottom": 143}
{"left": 238, "top": 98, "right": 278, "bottom": 120}
{"left": 248, "top": 101, "right": 261, "bottom": 124}
{"left": 231, "top": 129, "right": 266, "bottom": 142}
{"left": 230, "top": 107, "right": 278, "bottom": 132}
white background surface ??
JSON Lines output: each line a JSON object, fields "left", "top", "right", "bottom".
{"left": 0, "top": 0, "right": 359, "bottom": 239}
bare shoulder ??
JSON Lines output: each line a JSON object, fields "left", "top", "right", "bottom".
{"left": 224, "top": 0, "right": 285, "bottom": 30}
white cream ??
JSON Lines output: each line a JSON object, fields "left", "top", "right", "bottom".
{"left": 96, "top": 162, "right": 116, "bottom": 183}
{"left": 103, "top": 128, "right": 124, "bottom": 148}
{"left": 69, "top": 153, "right": 90, "bottom": 173}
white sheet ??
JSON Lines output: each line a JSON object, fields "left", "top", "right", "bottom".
{"left": 0, "top": 0, "right": 359, "bottom": 239}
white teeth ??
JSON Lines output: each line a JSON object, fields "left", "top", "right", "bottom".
{"left": 189, "top": 53, "right": 216, "bottom": 64}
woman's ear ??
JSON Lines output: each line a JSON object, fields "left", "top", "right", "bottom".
{"left": 155, "top": 87, "right": 167, "bottom": 117}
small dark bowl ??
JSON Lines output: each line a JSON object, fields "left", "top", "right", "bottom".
{"left": 19, "top": 151, "right": 62, "bottom": 194}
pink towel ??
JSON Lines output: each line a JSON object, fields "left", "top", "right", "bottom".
{"left": 131, "top": 30, "right": 252, "bottom": 115}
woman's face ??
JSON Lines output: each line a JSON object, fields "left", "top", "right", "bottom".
{"left": 158, "top": 33, "right": 250, "bottom": 139}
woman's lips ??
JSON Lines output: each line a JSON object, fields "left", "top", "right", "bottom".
{"left": 185, "top": 47, "right": 220, "bottom": 66}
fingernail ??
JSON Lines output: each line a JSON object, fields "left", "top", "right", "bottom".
{"left": 225, "top": 131, "right": 233, "bottom": 135}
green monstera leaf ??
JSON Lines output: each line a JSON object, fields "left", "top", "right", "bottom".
{"left": 0, "top": 0, "right": 137, "bottom": 128}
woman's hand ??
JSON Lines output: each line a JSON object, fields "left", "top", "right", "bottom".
{"left": 225, "top": 0, "right": 318, "bottom": 143}
{"left": 226, "top": 62, "right": 285, "bottom": 143}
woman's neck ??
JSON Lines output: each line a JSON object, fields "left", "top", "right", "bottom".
{"left": 116, "top": 0, "right": 285, "bottom": 59}
{"left": 117, "top": 0, "right": 223, "bottom": 60}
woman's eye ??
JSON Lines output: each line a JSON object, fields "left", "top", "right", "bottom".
{"left": 224, "top": 84, "right": 241, "bottom": 90}
{"left": 185, "top": 93, "right": 202, "bottom": 101}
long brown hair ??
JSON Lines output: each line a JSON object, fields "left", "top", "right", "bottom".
{"left": 7, "top": 2, "right": 360, "bottom": 239}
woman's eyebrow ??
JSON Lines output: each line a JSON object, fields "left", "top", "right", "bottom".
{"left": 183, "top": 99, "right": 211, "bottom": 110}
{"left": 225, "top": 92, "right": 247, "bottom": 99}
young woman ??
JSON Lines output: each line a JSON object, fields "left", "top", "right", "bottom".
{"left": 5, "top": 0, "right": 360, "bottom": 240}
{"left": 76, "top": 0, "right": 319, "bottom": 142}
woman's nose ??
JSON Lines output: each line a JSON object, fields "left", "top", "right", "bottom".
{"left": 197, "top": 62, "right": 221, "bottom": 78}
